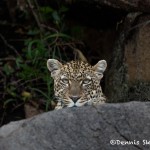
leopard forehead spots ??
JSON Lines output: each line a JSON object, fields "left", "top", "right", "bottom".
{"left": 62, "top": 61, "right": 92, "bottom": 78}
{"left": 47, "top": 59, "right": 107, "bottom": 109}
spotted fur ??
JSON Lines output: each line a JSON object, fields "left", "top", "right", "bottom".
{"left": 47, "top": 59, "right": 107, "bottom": 109}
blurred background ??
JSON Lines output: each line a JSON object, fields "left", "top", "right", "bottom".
{"left": 0, "top": 0, "right": 149, "bottom": 126}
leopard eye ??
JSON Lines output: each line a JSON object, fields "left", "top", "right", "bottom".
{"left": 82, "top": 78, "right": 91, "bottom": 84}
{"left": 61, "top": 78, "right": 69, "bottom": 84}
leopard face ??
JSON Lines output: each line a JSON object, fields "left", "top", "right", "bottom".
{"left": 47, "top": 59, "right": 107, "bottom": 109}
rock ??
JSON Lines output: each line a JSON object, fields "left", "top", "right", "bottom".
{"left": 91, "top": 0, "right": 150, "bottom": 12}
{"left": 105, "top": 13, "right": 150, "bottom": 102}
{"left": 125, "top": 15, "right": 150, "bottom": 82}
{"left": 123, "top": 15, "right": 150, "bottom": 101}
{"left": 0, "top": 102, "right": 150, "bottom": 150}
{"left": 51, "top": 0, "right": 150, "bottom": 13}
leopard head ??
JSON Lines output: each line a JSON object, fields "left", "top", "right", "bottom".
{"left": 47, "top": 59, "right": 107, "bottom": 108}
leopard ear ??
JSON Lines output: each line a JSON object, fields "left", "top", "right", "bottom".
{"left": 93, "top": 60, "right": 107, "bottom": 79}
{"left": 47, "top": 59, "right": 62, "bottom": 78}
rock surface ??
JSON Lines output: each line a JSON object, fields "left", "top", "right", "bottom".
{"left": 90, "top": 0, "right": 150, "bottom": 12}
{"left": 55, "top": 0, "right": 150, "bottom": 13}
{"left": 125, "top": 15, "right": 150, "bottom": 82}
{"left": 0, "top": 102, "right": 150, "bottom": 150}
{"left": 105, "top": 12, "right": 150, "bottom": 102}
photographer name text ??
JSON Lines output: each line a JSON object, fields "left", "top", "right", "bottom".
{"left": 110, "top": 139, "right": 150, "bottom": 146}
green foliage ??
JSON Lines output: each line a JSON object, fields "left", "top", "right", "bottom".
{"left": 39, "top": 5, "right": 68, "bottom": 29}
{"left": 0, "top": 2, "right": 84, "bottom": 127}
{"left": 17, "top": 35, "right": 55, "bottom": 110}
{"left": 3, "top": 64, "right": 14, "bottom": 76}
{"left": 0, "top": 4, "right": 73, "bottom": 115}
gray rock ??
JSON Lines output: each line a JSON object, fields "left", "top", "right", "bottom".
{"left": 0, "top": 101, "right": 150, "bottom": 150}
{"left": 49, "top": 0, "right": 150, "bottom": 13}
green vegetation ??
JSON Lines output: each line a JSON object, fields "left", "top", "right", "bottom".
{"left": 0, "top": 2, "right": 83, "bottom": 125}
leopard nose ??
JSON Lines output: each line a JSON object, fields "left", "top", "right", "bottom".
{"left": 69, "top": 96, "right": 80, "bottom": 103}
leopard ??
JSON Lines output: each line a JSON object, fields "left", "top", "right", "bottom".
{"left": 47, "top": 59, "right": 107, "bottom": 109}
